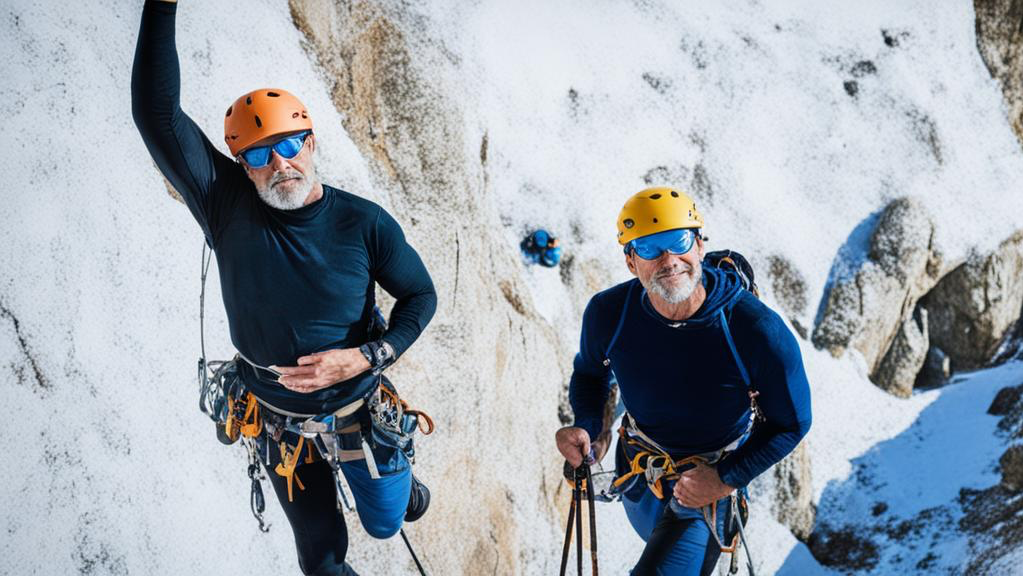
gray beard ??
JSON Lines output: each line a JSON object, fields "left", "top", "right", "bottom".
{"left": 646, "top": 260, "right": 702, "bottom": 304}
{"left": 256, "top": 170, "right": 313, "bottom": 210}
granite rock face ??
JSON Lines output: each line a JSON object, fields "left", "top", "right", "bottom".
{"left": 975, "top": 0, "right": 1023, "bottom": 147}
{"left": 288, "top": 2, "right": 567, "bottom": 571}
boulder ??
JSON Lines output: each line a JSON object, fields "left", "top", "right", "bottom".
{"left": 915, "top": 345, "right": 951, "bottom": 389}
{"left": 806, "top": 524, "right": 879, "bottom": 571}
{"left": 771, "top": 441, "right": 816, "bottom": 540}
{"left": 922, "top": 231, "right": 1023, "bottom": 371}
{"left": 989, "top": 384, "right": 1023, "bottom": 416}
{"left": 873, "top": 307, "right": 929, "bottom": 397}
{"left": 813, "top": 197, "right": 941, "bottom": 389}
{"left": 1000, "top": 444, "right": 1023, "bottom": 491}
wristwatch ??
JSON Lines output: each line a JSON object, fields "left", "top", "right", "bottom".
{"left": 360, "top": 340, "right": 395, "bottom": 374}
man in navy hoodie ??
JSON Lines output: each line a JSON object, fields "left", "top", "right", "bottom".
{"left": 556, "top": 187, "right": 812, "bottom": 575}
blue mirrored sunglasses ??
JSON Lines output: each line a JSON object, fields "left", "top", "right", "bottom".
{"left": 625, "top": 228, "right": 698, "bottom": 260}
{"left": 239, "top": 131, "right": 310, "bottom": 168}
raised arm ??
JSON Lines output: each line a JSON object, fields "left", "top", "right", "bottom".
{"left": 131, "top": 0, "right": 244, "bottom": 244}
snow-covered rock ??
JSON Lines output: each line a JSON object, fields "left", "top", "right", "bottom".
{"left": 771, "top": 442, "right": 816, "bottom": 541}
{"left": 812, "top": 197, "right": 941, "bottom": 392}
{"left": 874, "top": 307, "right": 930, "bottom": 397}
{"left": 923, "top": 231, "right": 1023, "bottom": 372}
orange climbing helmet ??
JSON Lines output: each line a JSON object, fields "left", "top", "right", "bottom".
{"left": 223, "top": 88, "right": 313, "bottom": 156}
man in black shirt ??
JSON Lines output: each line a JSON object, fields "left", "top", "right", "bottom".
{"left": 132, "top": 2, "right": 437, "bottom": 574}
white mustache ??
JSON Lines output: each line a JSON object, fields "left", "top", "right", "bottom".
{"left": 655, "top": 264, "right": 692, "bottom": 279}
{"left": 269, "top": 171, "right": 303, "bottom": 188}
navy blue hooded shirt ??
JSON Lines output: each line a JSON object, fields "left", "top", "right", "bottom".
{"left": 131, "top": 1, "right": 437, "bottom": 414}
{"left": 570, "top": 266, "right": 812, "bottom": 488}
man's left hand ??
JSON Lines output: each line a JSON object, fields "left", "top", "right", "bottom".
{"left": 673, "top": 461, "right": 735, "bottom": 508}
{"left": 273, "top": 348, "right": 371, "bottom": 393}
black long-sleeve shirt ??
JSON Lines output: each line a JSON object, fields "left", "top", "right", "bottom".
{"left": 132, "top": 1, "right": 437, "bottom": 414}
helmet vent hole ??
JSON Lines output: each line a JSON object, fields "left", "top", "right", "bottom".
{"left": 225, "top": 106, "right": 233, "bottom": 117}
{"left": 246, "top": 96, "right": 252, "bottom": 106}
{"left": 649, "top": 193, "right": 662, "bottom": 199}
{"left": 254, "top": 115, "right": 263, "bottom": 128}
{"left": 267, "top": 91, "right": 280, "bottom": 97}
{"left": 653, "top": 218, "right": 658, "bottom": 223}
{"left": 671, "top": 191, "right": 679, "bottom": 198}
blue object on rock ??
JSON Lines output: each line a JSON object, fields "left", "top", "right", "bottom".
{"left": 521, "top": 229, "right": 563, "bottom": 267}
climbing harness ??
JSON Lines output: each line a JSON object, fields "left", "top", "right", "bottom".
{"left": 560, "top": 461, "right": 599, "bottom": 576}
{"left": 195, "top": 242, "right": 434, "bottom": 574}
{"left": 610, "top": 415, "right": 756, "bottom": 575}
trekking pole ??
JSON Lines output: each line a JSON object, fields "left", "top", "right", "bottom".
{"left": 731, "top": 496, "right": 755, "bottom": 576}
{"left": 560, "top": 461, "right": 600, "bottom": 576}
{"left": 575, "top": 469, "right": 583, "bottom": 576}
{"left": 584, "top": 464, "right": 598, "bottom": 576}
{"left": 559, "top": 486, "right": 576, "bottom": 576}
{"left": 399, "top": 528, "right": 428, "bottom": 576}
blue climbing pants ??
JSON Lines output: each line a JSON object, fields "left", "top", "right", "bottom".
{"left": 624, "top": 488, "right": 728, "bottom": 576}
{"left": 265, "top": 438, "right": 411, "bottom": 576}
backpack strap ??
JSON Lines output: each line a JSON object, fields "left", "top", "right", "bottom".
{"left": 718, "top": 308, "right": 751, "bottom": 390}
{"left": 719, "top": 307, "right": 764, "bottom": 423}
{"left": 603, "top": 280, "right": 637, "bottom": 367}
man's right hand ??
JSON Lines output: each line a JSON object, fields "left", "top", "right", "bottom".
{"left": 555, "top": 426, "right": 593, "bottom": 468}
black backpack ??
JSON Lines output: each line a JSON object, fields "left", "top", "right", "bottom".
{"left": 704, "top": 249, "right": 759, "bottom": 298}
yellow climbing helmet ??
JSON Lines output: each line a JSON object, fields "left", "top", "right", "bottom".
{"left": 616, "top": 187, "right": 703, "bottom": 245}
